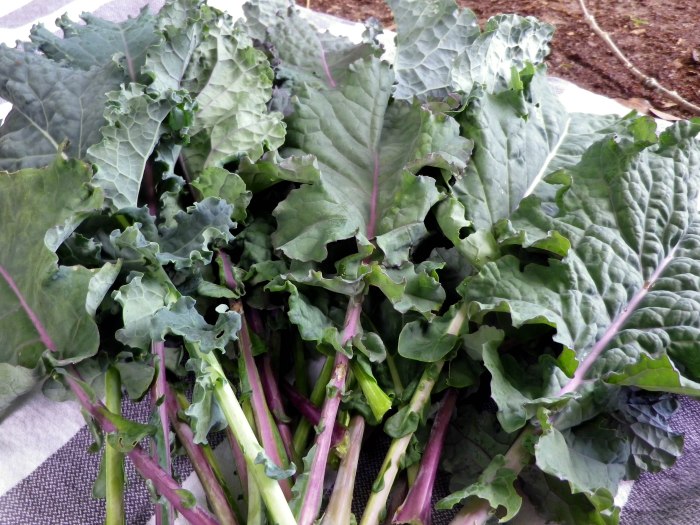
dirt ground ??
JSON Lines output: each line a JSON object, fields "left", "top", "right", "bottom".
{"left": 305, "top": 0, "right": 700, "bottom": 119}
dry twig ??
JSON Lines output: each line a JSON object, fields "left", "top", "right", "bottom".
{"left": 578, "top": 0, "right": 700, "bottom": 115}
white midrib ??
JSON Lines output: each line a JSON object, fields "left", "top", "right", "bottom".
{"left": 523, "top": 116, "right": 572, "bottom": 199}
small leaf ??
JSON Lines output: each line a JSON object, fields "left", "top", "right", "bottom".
{"left": 254, "top": 451, "right": 296, "bottom": 480}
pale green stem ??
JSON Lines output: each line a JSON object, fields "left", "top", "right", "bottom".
{"left": 320, "top": 415, "right": 366, "bottom": 525}
{"left": 105, "top": 366, "right": 125, "bottom": 525}
{"left": 243, "top": 400, "right": 264, "bottom": 525}
{"left": 192, "top": 345, "right": 296, "bottom": 525}
{"left": 385, "top": 353, "right": 404, "bottom": 398}
{"left": 360, "top": 304, "right": 468, "bottom": 525}
{"left": 359, "top": 362, "right": 444, "bottom": 525}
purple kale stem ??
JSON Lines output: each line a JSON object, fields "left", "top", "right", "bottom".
{"left": 165, "top": 385, "right": 240, "bottom": 525}
{"left": 296, "top": 297, "right": 361, "bottom": 525}
{"left": 259, "top": 354, "right": 299, "bottom": 468}
{"left": 63, "top": 373, "right": 220, "bottom": 525}
{"left": 297, "top": 352, "right": 350, "bottom": 525}
{"left": 0, "top": 264, "right": 56, "bottom": 352}
{"left": 238, "top": 313, "right": 292, "bottom": 499}
{"left": 152, "top": 341, "right": 173, "bottom": 525}
{"left": 218, "top": 251, "right": 291, "bottom": 497}
{"left": 281, "top": 381, "right": 346, "bottom": 447}
{"left": 383, "top": 477, "right": 409, "bottom": 525}
{"left": 226, "top": 426, "right": 249, "bottom": 499}
{"left": 393, "top": 388, "right": 458, "bottom": 525}
{"left": 248, "top": 308, "right": 265, "bottom": 337}
{"left": 320, "top": 415, "right": 366, "bottom": 525}
{"left": 217, "top": 251, "right": 238, "bottom": 291}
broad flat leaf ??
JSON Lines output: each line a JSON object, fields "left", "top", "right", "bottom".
{"left": 0, "top": 47, "right": 122, "bottom": 171}
{"left": 437, "top": 454, "right": 521, "bottom": 521}
{"left": 397, "top": 304, "right": 466, "bottom": 362}
{"left": 114, "top": 359, "right": 156, "bottom": 400}
{"left": 237, "top": 151, "right": 320, "bottom": 192}
{"left": 90, "top": 0, "right": 213, "bottom": 209}
{"left": 86, "top": 261, "right": 123, "bottom": 317}
{"left": 518, "top": 467, "right": 620, "bottom": 525}
{"left": 114, "top": 273, "right": 175, "bottom": 351}
{"left": 271, "top": 261, "right": 364, "bottom": 297}
{"left": 30, "top": 8, "right": 158, "bottom": 80}
{"left": 451, "top": 67, "right": 571, "bottom": 232}
{"left": 185, "top": 20, "right": 285, "bottom": 169}
{"left": 534, "top": 412, "right": 623, "bottom": 516}
{"left": 241, "top": 0, "right": 292, "bottom": 42}
{"left": 88, "top": 83, "right": 174, "bottom": 210}
{"left": 462, "top": 118, "right": 700, "bottom": 397}
{"left": 0, "top": 364, "right": 37, "bottom": 414}
{"left": 451, "top": 14, "right": 554, "bottom": 94}
{"left": 435, "top": 195, "right": 499, "bottom": 266}
{"left": 273, "top": 56, "right": 470, "bottom": 262}
{"left": 150, "top": 298, "right": 241, "bottom": 354}
{"left": 92, "top": 0, "right": 216, "bottom": 209}
{"left": 366, "top": 261, "right": 445, "bottom": 315}
{"left": 266, "top": 281, "right": 344, "bottom": 355}
{"left": 192, "top": 167, "right": 252, "bottom": 222}
{"left": 0, "top": 157, "right": 103, "bottom": 410}
{"left": 441, "top": 403, "right": 514, "bottom": 492}
{"left": 387, "top": 0, "right": 479, "bottom": 100}
{"left": 267, "top": 8, "right": 377, "bottom": 88}
{"left": 144, "top": 0, "right": 211, "bottom": 94}
{"left": 157, "top": 197, "right": 235, "bottom": 269}
{"left": 611, "top": 390, "right": 683, "bottom": 478}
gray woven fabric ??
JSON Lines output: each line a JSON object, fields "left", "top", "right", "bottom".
{"left": 1, "top": 1, "right": 699, "bottom": 524}
{"left": 620, "top": 397, "right": 700, "bottom": 525}
{"left": 0, "top": 395, "right": 195, "bottom": 525}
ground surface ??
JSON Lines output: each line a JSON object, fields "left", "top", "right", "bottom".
{"left": 306, "top": 0, "right": 700, "bottom": 119}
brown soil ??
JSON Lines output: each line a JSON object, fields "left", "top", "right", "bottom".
{"left": 306, "top": 0, "right": 700, "bottom": 119}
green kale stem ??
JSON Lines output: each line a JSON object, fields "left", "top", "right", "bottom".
{"left": 104, "top": 366, "right": 125, "bottom": 525}
{"left": 320, "top": 415, "right": 366, "bottom": 525}
{"left": 292, "top": 355, "right": 335, "bottom": 460}
{"left": 296, "top": 296, "right": 361, "bottom": 525}
{"left": 189, "top": 343, "right": 297, "bottom": 525}
{"left": 393, "top": 388, "right": 458, "bottom": 525}
{"left": 360, "top": 361, "right": 445, "bottom": 525}
{"left": 152, "top": 341, "right": 173, "bottom": 525}
{"left": 242, "top": 399, "right": 264, "bottom": 525}
{"left": 64, "top": 373, "right": 220, "bottom": 525}
{"left": 166, "top": 386, "right": 240, "bottom": 525}
{"left": 360, "top": 304, "right": 468, "bottom": 525}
